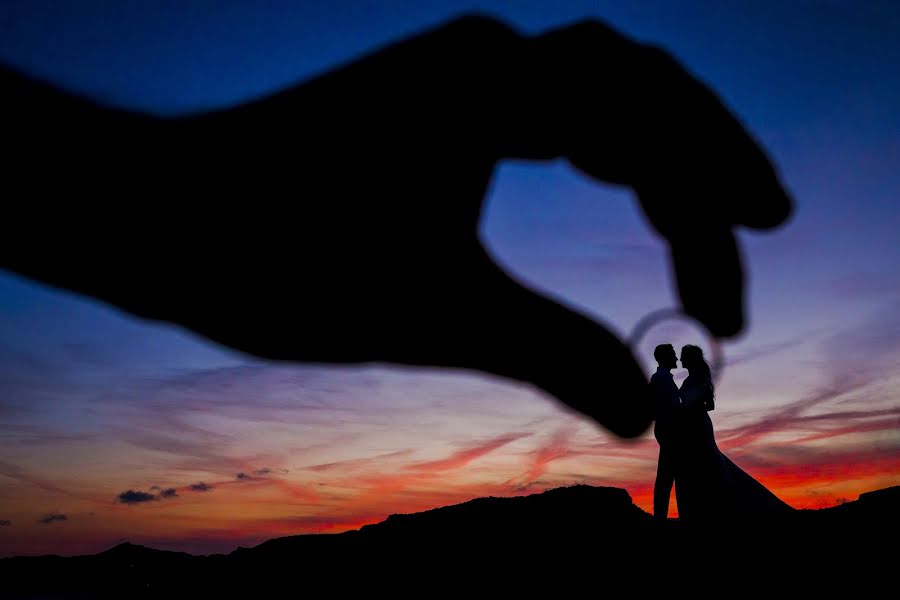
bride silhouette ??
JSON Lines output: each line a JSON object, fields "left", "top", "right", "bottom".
{"left": 674, "top": 345, "right": 793, "bottom": 525}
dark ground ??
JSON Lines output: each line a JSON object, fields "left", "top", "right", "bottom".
{"left": 1, "top": 484, "right": 895, "bottom": 598}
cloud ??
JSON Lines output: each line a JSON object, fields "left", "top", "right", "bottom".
{"left": 38, "top": 513, "right": 67, "bottom": 524}
{"left": 726, "top": 443, "right": 900, "bottom": 509}
{"left": 0, "top": 519, "right": 10, "bottom": 526}
{"left": 190, "top": 482, "right": 212, "bottom": 492}
{"left": 305, "top": 450, "right": 413, "bottom": 473}
{"left": 0, "top": 422, "right": 98, "bottom": 447}
{"left": 128, "top": 363, "right": 328, "bottom": 421}
{"left": 117, "top": 490, "right": 156, "bottom": 504}
{"left": 719, "top": 303, "right": 900, "bottom": 450}
{"left": 719, "top": 381, "right": 871, "bottom": 450}
{"left": 0, "top": 460, "right": 74, "bottom": 497}
{"left": 122, "top": 429, "right": 231, "bottom": 463}
{"left": 117, "top": 487, "right": 180, "bottom": 502}
{"left": 724, "top": 334, "right": 813, "bottom": 368}
{"left": 407, "top": 432, "right": 531, "bottom": 472}
{"left": 512, "top": 428, "right": 581, "bottom": 486}
{"left": 825, "top": 271, "right": 900, "bottom": 299}
{"left": 235, "top": 468, "right": 285, "bottom": 481}
{"left": 825, "top": 301, "right": 900, "bottom": 367}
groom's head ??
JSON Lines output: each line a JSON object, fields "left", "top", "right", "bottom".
{"left": 654, "top": 344, "right": 677, "bottom": 370}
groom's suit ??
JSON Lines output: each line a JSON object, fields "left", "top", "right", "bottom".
{"left": 650, "top": 366, "right": 681, "bottom": 520}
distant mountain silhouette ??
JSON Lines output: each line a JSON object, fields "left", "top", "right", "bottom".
{"left": 2, "top": 484, "right": 895, "bottom": 596}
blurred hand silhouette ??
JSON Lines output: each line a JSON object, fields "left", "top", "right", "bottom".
{"left": 0, "top": 15, "right": 790, "bottom": 437}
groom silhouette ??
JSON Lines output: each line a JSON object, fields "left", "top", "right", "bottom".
{"left": 649, "top": 343, "right": 681, "bottom": 522}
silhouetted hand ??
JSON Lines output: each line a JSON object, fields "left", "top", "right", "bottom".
{"left": 0, "top": 15, "right": 791, "bottom": 437}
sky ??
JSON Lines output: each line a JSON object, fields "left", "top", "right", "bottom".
{"left": 1, "top": 0, "right": 898, "bottom": 556}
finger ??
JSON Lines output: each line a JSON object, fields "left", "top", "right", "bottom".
{"left": 667, "top": 228, "right": 744, "bottom": 337}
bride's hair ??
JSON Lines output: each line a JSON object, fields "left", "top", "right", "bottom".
{"left": 681, "top": 344, "right": 715, "bottom": 398}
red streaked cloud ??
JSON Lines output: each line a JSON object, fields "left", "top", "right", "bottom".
{"left": 407, "top": 432, "right": 531, "bottom": 472}
{"left": 505, "top": 427, "right": 581, "bottom": 488}
{"left": 305, "top": 450, "right": 414, "bottom": 472}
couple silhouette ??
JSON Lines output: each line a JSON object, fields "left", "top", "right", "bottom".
{"left": 650, "top": 344, "right": 792, "bottom": 525}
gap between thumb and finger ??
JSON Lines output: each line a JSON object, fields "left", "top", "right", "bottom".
{"left": 459, "top": 257, "right": 654, "bottom": 439}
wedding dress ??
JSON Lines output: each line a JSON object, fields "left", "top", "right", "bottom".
{"left": 675, "top": 375, "right": 793, "bottom": 525}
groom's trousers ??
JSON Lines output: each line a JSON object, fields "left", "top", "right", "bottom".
{"left": 654, "top": 441, "right": 677, "bottom": 520}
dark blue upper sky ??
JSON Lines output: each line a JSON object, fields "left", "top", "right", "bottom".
{"left": 1, "top": 1, "right": 897, "bottom": 123}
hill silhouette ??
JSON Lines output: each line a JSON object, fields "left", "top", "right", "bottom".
{"left": 1, "top": 484, "right": 895, "bottom": 596}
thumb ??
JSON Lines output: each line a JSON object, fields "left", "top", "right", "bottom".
{"left": 450, "top": 254, "right": 654, "bottom": 439}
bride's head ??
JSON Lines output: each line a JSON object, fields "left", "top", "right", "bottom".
{"left": 680, "top": 345, "right": 710, "bottom": 378}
